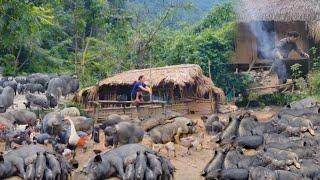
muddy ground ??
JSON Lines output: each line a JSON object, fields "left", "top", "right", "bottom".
{"left": 2, "top": 94, "right": 279, "bottom": 180}
{"left": 67, "top": 114, "right": 215, "bottom": 180}
{"left": 71, "top": 108, "right": 278, "bottom": 180}
{"left": 8, "top": 93, "right": 73, "bottom": 109}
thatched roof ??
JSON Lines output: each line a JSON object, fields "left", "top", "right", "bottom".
{"left": 235, "top": 0, "right": 320, "bottom": 41}
{"left": 308, "top": 21, "right": 320, "bottom": 42}
{"left": 236, "top": 0, "right": 320, "bottom": 22}
{"left": 99, "top": 64, "right": 214, "bottom": 96}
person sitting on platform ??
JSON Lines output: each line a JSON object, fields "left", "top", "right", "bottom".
{"left": 131, "top": 75, "right": 152, "bottom": 103}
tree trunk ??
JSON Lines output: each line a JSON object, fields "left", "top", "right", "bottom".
{"left": 81, "top": 25, "right": 93, "bottom": 75}
{"left": 14, "top": 46, "right": 22, "bottom": 75}
{"left": 73, "top": 2, "right": 79, "bottom": 75}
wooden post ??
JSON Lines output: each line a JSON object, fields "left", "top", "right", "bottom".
{"left": 208, "top": 59, "right": 214, "bottom": 113}
{"left": 169, "top": 84, "right": 174, "bottom": 104}
{"left": 95, "top": 82, "right": 100, "bottom": 123}
{"left": 149, "top": 52, "right": 153, "bottom": 102}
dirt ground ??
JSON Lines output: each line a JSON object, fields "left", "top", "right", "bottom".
{"left": 71, "top": 144, "right": 213, "bottom": 180}
{"left": 71, "top": 114, "right": 216, "bottom": 180}
{"left": 11, "top": 94, "right": 27, "bottom": 111}
{"left": 3, "top": 95, "right": 280, "bottom": 180}
{"left": 71, "top": 107, "right": 278, "bottom": 180}
{"left": 6, "top": 93, "right": 72, "bottom": 113}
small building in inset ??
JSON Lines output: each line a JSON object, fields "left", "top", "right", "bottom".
{"left": 233, "top": 0, "right": 320, "bottom": 65}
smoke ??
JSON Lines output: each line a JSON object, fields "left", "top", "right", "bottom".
{"left": 249, "top": 21, "right": 276, "bottom": 59}
{"left": 236, "top": 1, "right": 276, "bottom": 60}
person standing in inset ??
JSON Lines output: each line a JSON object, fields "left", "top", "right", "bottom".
{"left": 274, "top": 31, "right": 310, "bottom": 84}
{"left": 131, "top": 75, "right": 152, "bottom": 103}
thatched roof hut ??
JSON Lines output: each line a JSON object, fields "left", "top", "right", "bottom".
{"left": 78, "top": 64, "right": 224, "bottom": 115}
{"left": 236, "top": 0, "right": 320, "bottom": 41}
{"left": 233, "top": 0, "right": 320, "bottom": 64}
{"left": 98, "top": 64, "right": 214, "bottom": 96}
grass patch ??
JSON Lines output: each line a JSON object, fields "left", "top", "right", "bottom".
{"left": 236, "top": 92, "right": 308, "bottom": 108}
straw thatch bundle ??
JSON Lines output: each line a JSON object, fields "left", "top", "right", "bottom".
{"left": 212, "top": 86, "right": 226, "bottom": 105}
{"left": 235, "top": 0, "right": 320, "bottom": 41}
{"left": 308, "top": 21, "right": 320, "bottom": 42}
{"left": 76, "top": 86, "right": 97, "bottom": 103}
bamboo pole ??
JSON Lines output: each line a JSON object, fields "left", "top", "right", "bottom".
{"left": 149, "top": 54, "right": 153, "bottom": 102}
{"left": 247, "top": 82, "right": 293, "bottom": 91}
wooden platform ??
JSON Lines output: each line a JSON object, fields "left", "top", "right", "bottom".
{"left": 84, "top": 100, "right": 168, "bottom": 120}
{"left": 172, "top": 99, "right": 214, "bottom": 115}
{"left": 83, "top": 98, "right": 215, "bottom": 120}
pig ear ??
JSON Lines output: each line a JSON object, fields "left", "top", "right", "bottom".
{"left": 94, "top": 154, "right": 102, "bottom": 163}
{"left": 277, "top": 114, "right": 282, "bottom": 119}
{"left": 93, "top": 149, "right": 102, "bottom": 155}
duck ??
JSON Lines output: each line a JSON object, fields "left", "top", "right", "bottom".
{"left": 64, "top": 116, "right": 91, "bottom": 157}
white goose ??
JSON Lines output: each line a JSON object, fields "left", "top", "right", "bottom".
{"left": 64, "top": 116, "right": 90, "bottom": 157}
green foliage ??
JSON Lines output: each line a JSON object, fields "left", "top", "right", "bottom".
{"left": 148, "top": 3, "right": 248, "bottom": 94}
{"left": 0, "top": 54, "right": 15, "bottom": 75}
{"left": 290, "top": 63, "right": 302, "bottom": 80}
{"left": 310, "top": 47, "right": 320, "bottom": 70}
{"left": 236, "top": 92, "right": 307, "bottom": 107}
{"left": 308, "top": 70, "right": 320, "bottom": 95}
{"left": 294, "top": 77, "right": 308, "bottom": 92}
{"left": 195, "top": 3, "right": 235, "bottom": 32}
{"left": 258, "top": 93, "right": 307, "bottom": 106}
{"left": 302, "top": 47, "right": 320, "bottom": 97}
{"left": 0, "top": 1, "right": 247, "bottom": 96}
{"left": 0, "top": 1, "right": 55, "bottom": 75}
